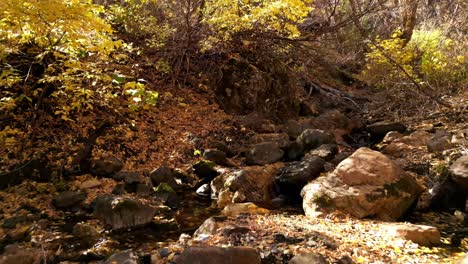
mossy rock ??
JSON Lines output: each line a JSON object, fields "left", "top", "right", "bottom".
{"left": 193, "top": 160, "right": 218, "bottom": 179}
{"left": 154, "top": 183, "right": 175, "bottom": 194}
{"left": 312, "top": 193, "right": 334, "bottom": 208}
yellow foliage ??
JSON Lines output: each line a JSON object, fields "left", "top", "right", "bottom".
{"left": 360, "top": 28, "right": 467, "bottom": 90}
{"left": 0, "top": 0, "right": 115, "bottom": 57}
{"left": 203, "top": 0, "right": 313, "bottom": 40}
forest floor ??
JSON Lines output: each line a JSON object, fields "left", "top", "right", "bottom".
{"left": 0, "top": 80, "right": 467, "bottom": 264}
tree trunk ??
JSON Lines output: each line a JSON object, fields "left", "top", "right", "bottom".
{"left": 401, "top": 0, "right": 419, "bottom": 45}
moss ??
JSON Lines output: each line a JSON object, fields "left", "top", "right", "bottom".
{"left": 312, "top": 194, "right": 333, "bottom": 208}
{"left": 383, "top": 175, "right": 419, "bottom": 195}
{"left": 365, "top": 176, "right": 421, "bottom": 203}
{"left": 432, "top": 163, "right": 449, "bottom": 177}
{"left": 366, "top": 191, "right": 385, "bottom": 202}
{"left": 193, "top": 160, "right": 218, "bottom": 179}
{"left": 155, "top": 182, "right": 175, "bottom": 193}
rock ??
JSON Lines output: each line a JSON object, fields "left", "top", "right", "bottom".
{"left": 383, "top": 223, "right": 440, "bottom": 246}
{"left": 312, "top": 110, "right": 362, "bottom": 143}
{"left": 0, "top": 245, "right": 44, "bottom": 264}
{"left": 245, "top": 142, "right": 284, "bottom": 165}
{"left": 306, "top": 231, "right": 339, "bottom": 249}
{"left": 150, "top": 166, "right": 179, "bottom": 190}
{"left": 306, "top": 144, "right": 338, "bottom": 161}
{"left": 113, "top": 171, "right": 140, "bottom": 181}
{"left": 286, "top": 141, "right": 305, "bottom": 161}
{"left": 458, "top": 255, "right": 468, "bottom": 264}
{"left": 301, "top": 148, "right": 423, "bottom": 220}
{"left": 193, "top": 160, "right": 219, "bottom": 179}
{"left": 210, "top": 164, "right": 283, "bottom": 207}
{"left": 123, "top": 172, "right": 145, "bottom": 185}
{"left": 427, "top": 134, "right": 454, "bottom": 152}
{"left": 221, "top": 224, "right": 250, "bottom": 237}
{"left": 154, "top": 183, "right": 180, "bottom": 208}
{"left": 135, "top": 183, "right": 154, "bottom": 197}
{"left": 336, "top": 256, "right": 354, "bottom": 264}
{"left": 222, "top": 202, "right": 269, "bottom": 217}
{"left": 104, "top": 250, "right": 138, "bottom": 264}
{"left": 275, "top": 156, "right": 325, "bottom": 200}
{"left": 381, "top": 131, "right": 403, "bottom": 144}
{"left": 207, "top": 140, "right": 234, "bottom": 156}
{"left": 452, "top": 129, "right": 468, "bottom": 145}
{"left": 282, "top": 119, "right": 309, "bottom": 139}
{"left": 366, "top": 121, "right": 406, "bottom": 137}
{"left": 196, "top": 183, "right": 210, "bottom": 197}
{"left": 174, "top": 246, "right": 261, "bottom": 264}
{"left": 91, "top": 157, "right": 123, "bottom": 177}
{"left": 299, "top": 100, "right": 319, "bottom": 116}
{"left": 4, "top": 225, "right": 32, "bottom": 242}
{"left": 217, "top": 190, "right": 234, "bottom": 208}
{"left": 289, "top": 252, "right": 329, "bottom": 264}
{"left": 122, "top": 172, "right": 147, "bottom": 193}
{"left": 112, "top": 184, "right": 126, "bottom": 195}
{"left": 382, "top": 131, "right": 432, "bottom": 157}
{"left": 193, "top": 217, "right": 219, "bottom": 240}
{"left": 72, "top": 223, "right": 100, "bottom": 246}
{"left": 429, "top": 177, "right": 467, "bottom": 212}
{"left": 203, "top": 149, "right": 231, "bottom": 166}
{"left": 248, "top": 133, "right": 290, "bottom": 148}
{"left": 79, "top": 179, "right": 102, "bottom": 190}
{"left": 2, "top": 215, "right": 28, "bottom": 229}
{"left": 450, "top": 156, "right": 468, "bottom": 190}
{"left": 93, "top": 195, "right": 156, "bottom": 230}
{"left": 193, "top": 217, "right": 223, "bottom": 242}
{"left": 53, "top": 191, "right": 86, "bottom": 209}
{"left": 296, "top": 129, "right": 335, "bottom": 152}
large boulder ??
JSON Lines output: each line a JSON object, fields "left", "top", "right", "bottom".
{"left": 301, "top": 148, "right": 423, "bottom": 220}
{"left": 210, "top": 164, "right": 283, "bottom": 208}
{"left": 174, "top": 246, "right": 261, "bottom": 264}
{"left": 450, "top": 156, "right": 468, "bottom": 190}
{"left": 275, "top": 156, "right": 325, "bottom": 201}
{"left": 93, "top": 195, "right": 156, "bottom": 230}
{"left": 245, "top": 142, "right": 284, "bottom": 165}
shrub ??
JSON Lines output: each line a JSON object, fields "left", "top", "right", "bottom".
{"left": 359, "top": 28, "right": 467, "bottom": 92}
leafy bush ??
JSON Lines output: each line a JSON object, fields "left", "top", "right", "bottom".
{"left": 203, "top": 0, "right": 313, "bottom": 40}
{"left": 0, "top": 0, "right": 158, "bottom": 172}
{"left": 359, "top": 28, "right": 467, "bottom": 91}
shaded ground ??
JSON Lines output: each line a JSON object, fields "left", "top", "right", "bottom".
{"left": 0, "top": 82, "right": 467, "bottom": 263}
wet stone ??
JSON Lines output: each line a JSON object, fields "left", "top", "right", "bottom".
{"left": 93, "top": 194, "right": 156, "bottom": 230}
